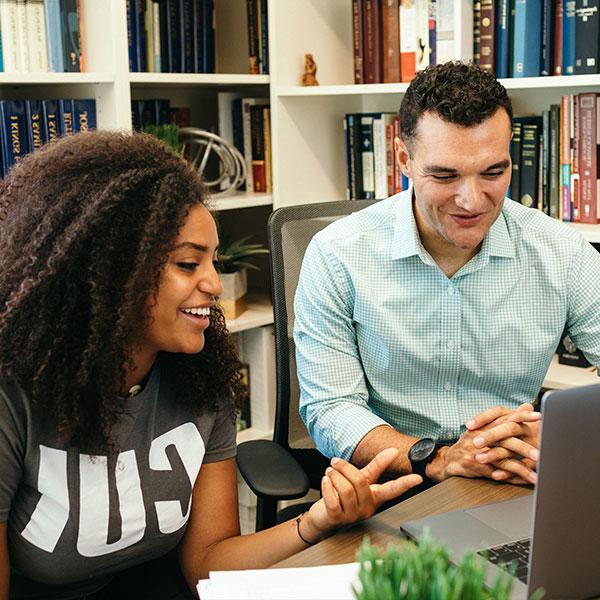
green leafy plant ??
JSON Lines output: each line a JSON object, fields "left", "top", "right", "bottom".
{"left": 216, "top": 235, "right": 269, "bottom": 274}
{"left": 141, "top": 123, "right": 182, "bottom": 153}
{"left": 354, "top": 534, "right": 545, "bottom": 600}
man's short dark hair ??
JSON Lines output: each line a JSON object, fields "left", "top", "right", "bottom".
{"left": 400, "top": 62, "right": 513, "bottom": 151}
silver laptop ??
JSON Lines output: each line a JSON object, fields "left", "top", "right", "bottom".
{"left": 401, "top": 383, "right": 600, "bottom": 600}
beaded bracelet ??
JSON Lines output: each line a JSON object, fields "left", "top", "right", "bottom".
{"left": 295, "top": 512, "right": 318, "bottom": 545}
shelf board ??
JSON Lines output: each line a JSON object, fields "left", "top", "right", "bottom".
{"left": 226, "top": 295, "right": 273, "bottom": 334}
{"left": 210, "top": 192, "right": 272, "bottom": 211}
{"left": 236, "top": 426, "right": 272, "bottom": 444}
{"left": 277, "top": 74, "right": 600, "bottom": 98}
{"left": 129, "top": 73, "right": 270, "bottom": 86}
{"left": 0, "top": 72, "right": 114, "bottom": 85}
{"left": 543, "top": 354, "right": 598, "bottom": 390}
{"left": 568, "top": 223, "right": 600, "bottom": 244}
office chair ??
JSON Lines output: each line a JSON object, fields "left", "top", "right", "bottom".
{"left": 236, "top": 200, "right": 377, "bottom": 531}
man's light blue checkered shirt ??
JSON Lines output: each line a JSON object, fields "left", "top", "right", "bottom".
{"left": 294, "top": 189, "right": 600, "bottom": 461}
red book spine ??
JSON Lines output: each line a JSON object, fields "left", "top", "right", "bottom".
{"left": 578, "top": 93, "right": 598, "bottom": 223}
{"left": 479, "top": 0, "right": 495, "bottom": 73}
{"left": 553, "top": 0, "right": 563, "bottom": 75}
{"left": 382, "top": 0, "right": 400, "bottom": 83}
{"left": 352, "top": 0, "right": 364, "bottom": 84}
{"left": 363, "top": 0, "right": 381, "bottom": 83}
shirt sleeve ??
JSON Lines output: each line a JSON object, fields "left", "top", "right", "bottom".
{"left": 0, "top": 379, "right": 27, "bottom": 522}
{"left": 203, "top": 403, "right": 237, "bottom": 463}
{"left": 294, "top": 235, "right": 391, "bottom": 461}
{"left": 566, "top": 238, "right": 600, "bottom": 372}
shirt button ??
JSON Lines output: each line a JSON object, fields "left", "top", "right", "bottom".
{"left": 444, "top": 383, "right": 451, "bottom": 392}
{"left": 447, "top": 286, "right": 454, "bottom": 294}
{"left": 447, "top": 340, "right": 455, "bottom": 349}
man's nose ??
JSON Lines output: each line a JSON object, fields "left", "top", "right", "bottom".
{"left": 455, "top": 178, "right": 484, "bottom": 211}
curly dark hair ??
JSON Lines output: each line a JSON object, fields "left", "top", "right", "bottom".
{"left": 400, "top": 61, "right": 513, "bottom": 152}
{"left": 0, "top": 130, "right": 244, "bottom": 452}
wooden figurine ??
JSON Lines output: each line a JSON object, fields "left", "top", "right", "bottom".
{"left": 301, "top": 53, "right": 319, "bottom": 86}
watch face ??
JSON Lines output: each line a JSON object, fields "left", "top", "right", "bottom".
{"left": 410, "top": 438, "right": 436, "bottom": 462}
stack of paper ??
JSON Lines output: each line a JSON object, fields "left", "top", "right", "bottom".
{"left": 197, "top": 562, "right": 360, "bottom": 600}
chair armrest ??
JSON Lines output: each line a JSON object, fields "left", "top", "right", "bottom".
{"left": 236, "top": 439, "right": 310, "bottom": 500}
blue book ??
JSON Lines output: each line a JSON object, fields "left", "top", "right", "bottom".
{"left": 136, "top": 0, "right": 147, "bottom": 72}
{"left": 202, "top": 0, "right": 214, "bottom": 73}
{"left": 127, "top": 0, "right": 138, "bottom": 71}
{"left": 192, "top": 0, "right": 201, "bottom": 72}
{"left": 60, "top": 0, "right": 81, "bottom": 72}
{"left": 540, "top": 0, "right": 553, "bottom": 76}
{"left": 73, "top": 99, "right": 97, "bottom": 132}
{"left": 25, "top": 100, "right": 45, "bottom": 153}
{"left": 45, "top": 0, "right": 65, "bottom": 72}
{"left": 58, "top": 99, "right": 74, "bottom": 135}
{"left": 42, "top": 99, "right": 62, "bottom": 143}
{"left": 0, "top": 100, "right": 29, "bottom": 177}
{"left": 260, "top": 0, "right": 268, "bottom": 73}
{"left": 495, "top": 0, "right": 510, "bottom": 78}
{"left": 512, "top": 0, "right": 542, "bottom": 77}
{"left": 0, "top": 20, "right": 4, "bottom": 72}
{"left": 562, "top": 0, "right": 575, "bottom": 74}
{"left": 182, "top": 0, "right": 194, "bottom": 72}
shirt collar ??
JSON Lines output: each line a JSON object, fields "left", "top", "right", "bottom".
{"left": 392, "top": 191, "right": 515, "bottom": 263}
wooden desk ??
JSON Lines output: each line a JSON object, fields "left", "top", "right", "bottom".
{"left": 275, "top": 478, "right": 531, "bottom": 568}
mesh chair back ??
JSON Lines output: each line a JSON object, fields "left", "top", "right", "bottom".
{"left": 268, "top": 201, "right": 376, "bottom": 454}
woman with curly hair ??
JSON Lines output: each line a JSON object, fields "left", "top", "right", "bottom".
{"left": 0, "top": 131, "right": 421, "bottom": 600}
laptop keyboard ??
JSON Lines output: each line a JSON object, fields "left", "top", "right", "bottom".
{"left": 477, "top": 538, "right": 530, "bottom": 584}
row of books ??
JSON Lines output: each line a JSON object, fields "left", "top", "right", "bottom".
{"left": 130, "top": 98, "right": 190, "bottom": 130}
{"left": 246, "top": 0, "right": 268, "bottom": 75}
{"left": 0, "top": 98, "right": 96, "bottom": 177}
{"left": 352, "top": 0, "right": 599, "bottom": 85}
{"left": 510, "top": 93, "right": 599, "bottom": 224}
{"left": 352, "top": 0, "right": 452, "bottom": 84}
{"left": 474, "top": 0, "right": 600, "bottom": 78}
{"left": 0, "top": 0, "right": 82, "bottom": 73}
{"left": 343, "top": 112, "right": 410, "bottom": 200}
{"left": 127, "top": 0, "right": 215, "bottom": 73}
{"left": 218, "top": 93, "right": 272, "bottom": 194}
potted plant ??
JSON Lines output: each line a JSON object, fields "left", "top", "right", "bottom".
{"left": 353, "top": 534, "right": 544, "bottom": 600}
{"left": 215, "top": 236, "right": 269, "bottom": 319}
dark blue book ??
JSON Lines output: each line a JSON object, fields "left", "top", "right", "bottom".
{"left": 512, "top": 0, "right": 542, "bottom": 77}
{"left": 562, "top": 0, "right": 575, "bottom": 74}
{"left": 192, "top": 0, "right": 202, "bottom": 72}
{"left": 131, "top": 100, "right": 143, "bottom": 130}
{"left": 540, "top": 0, "right": 554, "bottom": 75}
{"left": 519, "top": 117, "right": 543, "bottom": 209}
{"left": 136, "top": 0, "right": 147, "bottom": 72}
{"left": 541, "top": 109, "right": 550, "bottom": 214}
{"left": 1, "top": 101, "right": 29, "bottom": 177}
{"left": 259, "top": 0, "right": 269, "bottom": 74}
{"left": 25, "top": 100, "right": 45, "bottom": 153}
{"left": 127, "top": 0, "right": 138, "bottom": 71}
{"left": 168, "top": 0, "right": 182, "bottom": 72}
{"left": 182, "top": 0, "right": 194, "bottom": 72}
{"left": 574, "top": 0, "right": 599, "bottom": 74}
{"left": 73, "top": 99, "right": 97, "bottom": 132}
{"left": 42, "top": 100, "right": 62, "bottom": 143}
{"left": 202, "top": 0, "right": 215, "bottom": 73}
{"left": 44, "top": 0, "right": 65, "bottom": 72}
{"left": 158, "top": 0, "right": 171, "bottom": 72}
{"left": 60, "top": 0, "right": 81, "bottom": 72}
{"left": 495, "top": 0, "right": 510, "bottom": 78}
{"left": 59, "top": 99, "right": 75, "bottom": 135}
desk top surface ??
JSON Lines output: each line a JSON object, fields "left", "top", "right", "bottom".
{"left": 274, "top": 478, "right": 532, "bottom": 568}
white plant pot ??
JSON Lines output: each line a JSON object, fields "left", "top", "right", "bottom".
{"left": 219, "top": 269, "right": 248, "bottom": 319}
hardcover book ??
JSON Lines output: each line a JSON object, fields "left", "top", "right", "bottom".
{"left": 60, "top": 0, "right": 81, "bottom": 72}
{"left": 0, "top": 100, "right": 29, "bottom": 176}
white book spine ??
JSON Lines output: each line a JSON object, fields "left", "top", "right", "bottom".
{"left": 372, "top": 116, "right": 387, "bottom": 200}
{"left": 435, "top": 0, "right": 454, "bottom": 63}
{"left": 242, "top": 99, "right": 255, "bottom": 192}
{"left": 25, "top": 0, "right": 47, "bottom": 72}
{"left": 416, "top": 0, "right": 430, "bottom": 70}
{"left": 0, "top": 0, "right": 20, "bottom": 72}
{"left": 15, "top": 0, "right": 28, "bottom": 71}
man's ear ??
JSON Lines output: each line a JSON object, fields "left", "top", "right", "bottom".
{"left": 394, "top": 136, "right": 411, "bottom": 179}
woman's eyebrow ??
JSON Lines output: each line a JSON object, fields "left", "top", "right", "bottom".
{"left": 172, "top": 241, "right": 220, "bottom": 253}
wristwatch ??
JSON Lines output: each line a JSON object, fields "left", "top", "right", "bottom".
{"left": 408, "top": 438, "right": 439, "bottom": 479}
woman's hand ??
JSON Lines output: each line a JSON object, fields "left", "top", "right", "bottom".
{"left": 301, "top": 448, "right": 422, "bottom": 543}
